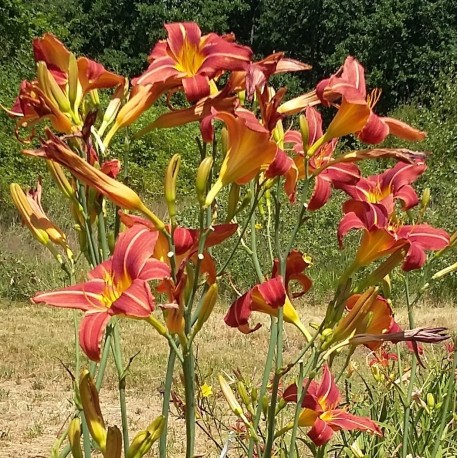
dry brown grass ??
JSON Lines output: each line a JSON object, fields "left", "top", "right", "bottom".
{"left": 0, "top": 299, "right": 455, "bottom": 457}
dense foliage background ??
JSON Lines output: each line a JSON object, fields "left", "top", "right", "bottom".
{"left": 0, "top": 0, "right": 456, "bottom": 301}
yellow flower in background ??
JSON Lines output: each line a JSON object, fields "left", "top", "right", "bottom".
{"left": 200, "top": 383, "right": 213, "bottom": 398}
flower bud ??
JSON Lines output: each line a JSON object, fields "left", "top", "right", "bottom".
{"left": 431, "top": 263, "right": 457, "bottom": 280}
{"left": 193, "top": 283, "right": 218, "bottom": 335}
{"left": 164, "top": 154, "right": 180, "bottom": 221}
{"left": 226, "top": 183, "right": 240, "bottom": 221}
{"left": 105, "top": 426, "right": 122, "bottom": 458}
{"left": 427, "top": 392, "right": 435, "bottom": 409}
{"left": 37, "top": 62, "right": 72, "bottom": 114}
{"left": 218, "top": 374, "right": 244, "bottom": 417}
{"left": 196, "top": 156, "right": 213, "bottom": 206}
{"left": 79, "top": 369, "right": 107, "bottom": 451}
{"left": 236, "top": 381, "right": 252, "bottom": 411}
{"left": 421, "top": 187, "right": 431, "bottom": 209}
{"left": 68, "top": 52, "right": 80, "bottom": 111}
{"left": 251, "top": 386, "right": 258, "bottom": 404}
{"left": 68, "top": 417, "right": 83, "bottom": 458}
{"left": 261, "top": 395, "right": 269, "bottom": 419}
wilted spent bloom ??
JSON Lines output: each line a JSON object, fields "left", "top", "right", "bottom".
{"left": 10, "top": 180, "right": 72, "bottom": 258}
{"left": 105, "top": 426, "right": 122, "bottom": 458}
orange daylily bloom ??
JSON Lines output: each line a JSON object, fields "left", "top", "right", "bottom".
{"left": 6, "top": 33, "right": 124, "bottom": 135}
{"left": 332, "top": 288, "right": 394, "bottom": 350}
{"left": 23, "top": 131, "right": 164, "bottom": 229}
{"left": 133, "top": 22, "right": 252, "bottom": 102}
{"left": 317, "top": 56, "right": 425, "bottom": 143}
{"left": 205, "top": 109, "right": 277, "bottom": 206}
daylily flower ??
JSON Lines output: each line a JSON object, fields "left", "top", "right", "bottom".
{"left": 281, "top": 107, "right": 360, "bottom": 208}
{"left": 32, "top": 225, "right": 170, "bottom": 360}
{"left": 317, "top": 56, "right": 425, "bottom": 144}
{"left": 10, "top": 179, "right": 70, "bottom": 255}
{"left": 224, "top": 251, "right": 312, "bottom": 338}
{"left": 228, "top": 52, "right": 310, "bottom": 100}
{"left": 283, "top": 365, "right": 382, "bottom": 446}
{"left": 23, "top": 130, "right": 164, "bottom": 229}
{"left": 133, "top": 88, "right": 238, "bottom": 143}
{"left": 205, "top": 109, "right": 278, "bottom": 206}
{"left": 338, "top": 203, "right": 450, "bottom": 269}
{"left": 119, "top": 213, "right": 237, "bottom": 284}
{"left": 368, "top": 346, "right": 398, "bottom": 367}
{"left": 6, "top": 33, "right": 124, "bottom": 135}
{"left": 329, "top": 288, "right": 394, "bottom": 351}
{"left": 133, "top": 22, "right": 252, "bottom": 102}
{"left": 340, "top": 161, "right": 426, "bottom": 216}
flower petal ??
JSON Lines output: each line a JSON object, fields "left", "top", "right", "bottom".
{"left": 111, "top": 279, "right": 155, "bottom": 318}
{"left": 316, "top": 365, "right": 341, "bottom": 410}
{"left": 327, "top": 409, "right": 382, "bottom": 436}
{"left": 79, "top": 312, "right": 111, "bottom": 361}
{"left": 112, "top": 225, "right": 159, "bottom": 283}
{"left": 307, "top": 417, "right": 334, "bottom": 446}
{"left": 32, "top": 279, "right": 106, "bottom": 311}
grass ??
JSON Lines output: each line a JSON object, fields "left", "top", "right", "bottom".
{"left": 0, "top": 298, "right": 455, "bottom": 457}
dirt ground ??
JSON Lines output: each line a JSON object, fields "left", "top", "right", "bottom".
{"left": 0, "top": 300, "right": 455, "bottom": 457}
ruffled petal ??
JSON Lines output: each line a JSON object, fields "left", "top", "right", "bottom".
{"left": 79, "top": 312, "right": 111, "bottom": 361}
{"left": 307, "top": 417, "right": 334, "bottom": 446}
{"left": 111, "top": 279, "right": 155, "bottom": 318}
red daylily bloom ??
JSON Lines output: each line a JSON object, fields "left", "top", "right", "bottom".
{"left": 119, "top": 213, "right": 237, "bottom": 284}
{"left": 282, "top": 107, "right": 360, "bottom": 208}
{"left": 283, "top": 365, "right": 382, "bottom": 446}
{"left": 229, "top": 52, "right": 310, "bottom": 100}
{"left": 368, "top": 347, "right": 398, "bottom": 367}
{"left": 340, "top": 161, "right": 426, "bottom": 216}
{"left": 32, "top": 225, "right": 170, "bottom": 360}
{"left": 133, "top": 22, "right": 252, "bottom": 102}
{"left": 7, "top": 33, "right": 124, "bottom": 135}
{"left": 225, "top": 251, "right": 311, "bottom": 336}
{"left": 338, "top": 201, "right": 450, "bottom": 269}
{"left": 317, "top": 56, "right": 425, "bottom": 144}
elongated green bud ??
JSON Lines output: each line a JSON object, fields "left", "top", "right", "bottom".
{"left": 164, "top": 154, "right": 180, "bottom": 221}
{"left": 196, "top": 157, "right": 213, "bottom": 206}
{"left": 79, "top": 370, "right": 107, "bottom": 451}
{"left": 105, "top": 426, "right": 122, "bottom": 458}
{"left": 127, "top": 415, "right": 164, "bottom": 458}
{"left": 427, "top": 392, "right": 435, "bottom": 409}
{"left": 39, "top": 62, "right": 72, "bottom": 113}
{"left": 421, "top": 187, "right": 431, "bottom": 209}
{"left": 226, "top": 183, "right": 240, "bottom": 221}
{"left": 68, "top": 417, "right": 83, "bottom": 458}
{"left": 194, "top": 284, "right": 218, "bottom": 335}
{"left": 236, "top": 381, "right": 254, "bottom": 414}
{"left": 68, "top": 52, "right": 81, "bottom": 111}
{"left": 432, "top": 262, "right": 457, "bottom": 280}
{"left": 219, "top": 374, "right": 244, "bottom": 417}
{"left": 251, "top": 386, "right": 258, "bottom": 404}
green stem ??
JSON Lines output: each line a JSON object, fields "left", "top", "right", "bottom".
{"left": 159, "top": 347, "right": 177, "bottom": 458}
{"left": 95, "top": 325, "right": 113, "bottom": 390}
{"left": 81, "top": 413, "right": 92, "bottom": 457}
{"left": 111, "top": 324, "right": 129, "bottom": 458}
{"left": 247, "top": 319, "right": 278, "bottom": 457}
{"left": 97, "top": 206, "right": 109, "bottom": 261}
{"left": 182, "top": 347, "right": 196, "bottom": 458}
{"left": 250, "top": 182, "right": 264, "bottom": 282}
{"left": 401, "top": 276, "right": 416, "bottom": 458}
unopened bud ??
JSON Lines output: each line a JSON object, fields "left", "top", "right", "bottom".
{"left": 105, "top": 426, "right": 122, "bottom": 458}
{"left": 79, "top": 370, "right": 107, "bottom": 451}
{"left": 219, "top": 374, "right": 244, "bottom": 417}
{"left": 164, "top": 154, "right": 180, "bottom": 221}
{"left": 68, "top": 417, "right": 83, "bottom": 458}
{"left": 262, "top": 395, "right": 269, "bottom": 419}
{"left": 236, "top": 381, "right": 252, "bottom": 411}
{"left": 196, "top": 157, "right": 213, "bottom": 206}
{"left": 421, "top": 188, "right": 431, "bottom": 209}
{"left": 427, "top": 393, "right": 435, "bottom": 409}
{"left": 371, "top": 365, "right": 382, "bottom": 382}
{"left": 251, "top": 386, "right": 258, "bottom": 404}
{"left": 226, "top": 183, "right": 240, "bottom": 221}
{"left": 194, "top": 284, "right": 218, "bottom": 335}
{"left": 381, "top": 274, "right": 392, "bottom": 299}
{"left": 431, "top": 263, "right": 457, "bottom": 280}
{"left": 127, "top": 415, "right": 164, "bottom": 458}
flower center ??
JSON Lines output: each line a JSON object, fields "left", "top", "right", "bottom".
{"left": 101, "top": 272, "right": 131, "bottom": 308}
{"left": 174, "top": 39, "right": 205, "bottom": 76}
